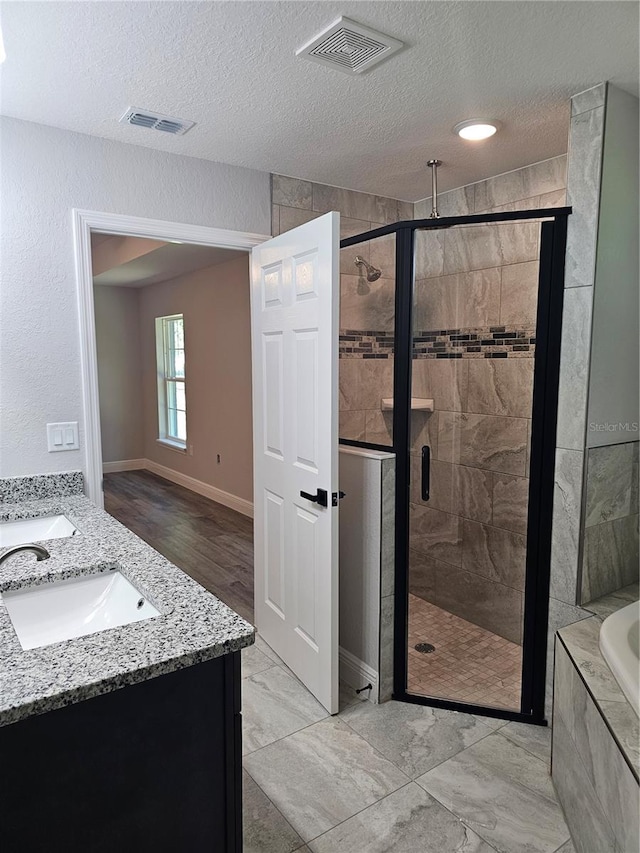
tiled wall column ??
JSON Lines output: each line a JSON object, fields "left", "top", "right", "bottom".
{"left": 546, "top": 83, "right": 609, "bottom": 717}
{"left": 550, "top": 84, "right": 607, "bottom": 606}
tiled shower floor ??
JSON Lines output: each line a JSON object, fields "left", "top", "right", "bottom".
{"left": 407, "top": 594, "right": 522, "bottom": 710}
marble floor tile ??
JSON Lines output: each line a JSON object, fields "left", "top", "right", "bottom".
{"left": 242, "top": 665, "right": 328, "bottom": 755}
{"left": 499, "top": 721, "right": 551, "bottom": 764}
{"left": 243, "top": 717, "right": 409, "bottom": 842}
{"left": 417, "top": 733, "right": 570, "bottom": 853}
{"left": 242, "top": 642, "right": 277, "bottom": 679}
{"left": 255, "top": 633, "right": 287, "bottom": 666}
{"left": 243, "top": 770, "right": 306, "bottom": 853}
{"left": 553, "top": 841, "right": 576, "bottom": 853}
{"left": 308, "top": 782, "right": 496, "bottom": 853}
{"left": 340, "top": 698, "right": 501, "bottom": 779}
{"left": 339, "top": 679, "right": 370, "bottom": 711}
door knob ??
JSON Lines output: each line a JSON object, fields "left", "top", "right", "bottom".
{"left": 300, "top": 488, "right": 328, "bottom": 508}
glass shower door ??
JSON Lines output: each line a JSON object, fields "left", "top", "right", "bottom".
{"left": 406, "top": 221, "right": 539, "bottom": 711}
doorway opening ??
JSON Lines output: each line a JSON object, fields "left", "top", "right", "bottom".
{"left": 75, "top": 211, "right": 270, "bottom": 624}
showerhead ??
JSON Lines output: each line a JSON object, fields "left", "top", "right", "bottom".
{"left": 354, "top": 255, "right": 382, "bottom": 282}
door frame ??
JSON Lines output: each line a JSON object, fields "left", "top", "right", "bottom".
{"left": 73, "top": 208, "right": 270, "bottom": 507}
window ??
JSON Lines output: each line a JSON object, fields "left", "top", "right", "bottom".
{"left": 155, "top": 314, "right": 187, "bottom": 449}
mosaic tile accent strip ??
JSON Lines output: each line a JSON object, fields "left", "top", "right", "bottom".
{"left": 0, "top": 471, "right": 85, "bottom": 503}
{"left": 340, "top": 330, "right": 395, "bottom": 359}
{"left": 339, "top": 326, "right": 536, "bottom": 359}
{"left": 413, "top": 326, "right": 536, "bottom": 359}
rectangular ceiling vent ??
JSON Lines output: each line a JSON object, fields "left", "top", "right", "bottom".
{"left": 296, "top": 16, "right": 403, "bottom": 75}
{"left": 119, "top": 108, "right": 195, "bottom": 136}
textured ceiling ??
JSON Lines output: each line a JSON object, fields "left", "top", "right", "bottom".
{"left": 1, "top": 1, "right": 637, "bottom": 200}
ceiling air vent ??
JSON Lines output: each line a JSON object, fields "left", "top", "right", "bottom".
{"left": 119, "top": 108, "right": 195, "bottom": 136}
{"left": 296, "top": 16, "right": 403, "bottom": 75}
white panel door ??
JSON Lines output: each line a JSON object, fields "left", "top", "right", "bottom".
{"left": 251, "top": 212, "right": 339, "bottom": 714}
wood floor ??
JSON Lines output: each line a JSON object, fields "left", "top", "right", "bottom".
{"left": 104, "top": 470, "right": 254, "bottom": 624}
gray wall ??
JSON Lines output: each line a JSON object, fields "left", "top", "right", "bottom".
{"left": 587, "top": 86, "right": 639, "bottom": 448}
{"left": 0, "top": 117, "right": 270, "bottom": 480}
{"left": 94, "top": 286, "right": 144, "bottom": 463}
{"left": 549, "top": 84, "right": 639, "bottom": 607}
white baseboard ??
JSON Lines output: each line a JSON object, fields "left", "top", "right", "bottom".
{"left": 102, "top": 457, "right": 253, "bottom": 518}
{"left": 143, "top": 459, "right": 254, "bottom": 518}
{"left": 102, "top": 458, "right": 146, "bottom": 473}
{"left": 339, "top": 647, "right": 379, "bottom": 704}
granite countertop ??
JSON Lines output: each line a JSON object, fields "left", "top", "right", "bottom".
{"left": 0, "top": 490, "right": 255, "bottom": 727}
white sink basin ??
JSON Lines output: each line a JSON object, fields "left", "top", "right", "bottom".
{"left": 0, "top": 514, "right": 78, "bottom": 548}
{"left": 2, "top": 570, "right": 160, "bottom": 650}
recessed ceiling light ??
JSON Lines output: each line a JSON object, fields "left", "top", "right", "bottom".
{"left": 454, "top": 120, "right": 499, "bottom": 141}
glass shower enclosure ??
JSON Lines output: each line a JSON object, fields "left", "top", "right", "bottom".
{"left": 339, "top": 208, "right": 569, "bottom": 723}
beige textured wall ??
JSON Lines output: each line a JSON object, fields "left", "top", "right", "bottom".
{"left": 94, "top": 285, "right": 144, "bottom": 463}
{"left": 139, "top": 255, "right": 253, "bottom": 503}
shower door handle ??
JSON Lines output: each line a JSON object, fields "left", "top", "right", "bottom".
{"left": 421, "top": 446, "right": 431, "bottom": 501}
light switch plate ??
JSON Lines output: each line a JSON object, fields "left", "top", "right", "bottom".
{"left": 47, "top": 422, "right": 79, "bottom": 452}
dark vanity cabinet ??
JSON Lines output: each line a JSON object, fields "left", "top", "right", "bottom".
{"left": 0, "top": 652, "right": 242, "bottom": 853}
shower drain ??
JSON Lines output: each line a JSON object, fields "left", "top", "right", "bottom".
{"left": 415, "top": 642, "right": 436, "bottom": 654}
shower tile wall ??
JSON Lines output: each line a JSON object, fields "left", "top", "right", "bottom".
{"left": 271, "top": 175, "right": 409, "bottom": 447}
{"left": 271, "top": 160, "right": 567, "bottom": 646}
{"left": 581, "top": 440, "right": 640, "bottom": 603}
{"left": 410, "top": 155, "right": 567, "bottom": 644}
